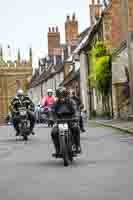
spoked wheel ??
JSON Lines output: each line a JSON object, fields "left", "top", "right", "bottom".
{"left": 68, "top": 136, "right": 73, "bottom": 162}
{"left": 23, "top": 134, "right": 28, "bottom": 141}
{"left": 61, "top": 136, "right": 69, "bottom": 167}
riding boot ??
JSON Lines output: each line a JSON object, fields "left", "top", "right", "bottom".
{"left": 74, "top": 128, "right": 81, "bottom": 154}
{"left": 80, "top": 115, "right": 85, "bottom": 132}
{"left": 52, "top": 137, "right": 60, "bottom": 157}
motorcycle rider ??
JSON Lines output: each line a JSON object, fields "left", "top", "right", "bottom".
{"left": 42, "top": 89, "right": 55, "bottom": 107}
{"left": 42, "top": 89, "right": 55, "bottom": 126}
{"left": 71, "top": 91, "right": 86, "bottom": 132}
{"left": 10, "top": 89, "right": 36, "bottom": 136}
{"left": 51, "top": 87, "right": 81, "bottom": 157}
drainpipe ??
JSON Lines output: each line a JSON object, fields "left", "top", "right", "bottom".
{"left": 84, "top": 51, "right": 92, "bottom": 120}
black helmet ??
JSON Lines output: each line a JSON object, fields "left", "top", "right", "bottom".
{"left": 56, "top": 87, "right": 67, "bottom": 98}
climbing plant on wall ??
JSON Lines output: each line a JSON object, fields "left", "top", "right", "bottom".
{"left": 89, "top": 41, "right": 112, "bottom": 115}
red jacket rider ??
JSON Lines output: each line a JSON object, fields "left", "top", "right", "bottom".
{"left": 42, "top": 89, "right": 55, "bottom": 107}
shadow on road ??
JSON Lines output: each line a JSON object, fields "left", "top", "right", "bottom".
{"left": 14, "top": 158, "right": 96, "bottom": 169}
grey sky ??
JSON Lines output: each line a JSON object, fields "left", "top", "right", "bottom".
{"left": 0, "top": 0, "right": 91, "bottom": 66}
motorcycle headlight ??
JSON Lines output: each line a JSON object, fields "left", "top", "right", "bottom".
{"left": 20, "top": 110, "right": 27, "bottom": 116}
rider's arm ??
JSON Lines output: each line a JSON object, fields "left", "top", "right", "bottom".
{"left": 25, "top": 96, "right": 35, "bottom": 111}
{"left": 9, "top": 99, "right": 18, "bottom": 113}
{"left": 69, "top": 99, "right": 77, "bottom": 115}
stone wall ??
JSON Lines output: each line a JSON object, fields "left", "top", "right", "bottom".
{"left": 112, "top": 45, "right": 130, "bottom": 119}
{"left": 103, "top": 0, "right": 124, "bottom": 49}
{"left": 0, "top": 64, "right": 32, "bottom": 123}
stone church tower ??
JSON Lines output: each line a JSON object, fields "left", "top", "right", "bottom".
{"left": 0, "top": 47, "right": 32, "bottom": 123}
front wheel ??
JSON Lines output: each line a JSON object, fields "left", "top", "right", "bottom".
{"left": 68, "top": 136, "right": 73, "bottom": 162}
{"left": 23, "top": 134, "right": 28, "bottom": 141}
{"left": 60, "top": 135, "right": 69, "bottom": 167}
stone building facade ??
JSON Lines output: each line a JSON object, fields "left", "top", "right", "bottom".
{"left": 102, "top": 0, "right": 133, "bottom": 119}
{"left": 102, "top": 0, "right": 133, "bottom": 49}
{"left": 0, "top": 48, "right": 32, "bottom": 123}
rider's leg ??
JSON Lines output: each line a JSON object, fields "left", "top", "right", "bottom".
{"left": 28, "top": 111, "right": 36, "bottom": 134}
{"left": 13, "top": 115, "right": 20, "bottom": 136}
{"left": 51, "top": 126, "right": 60, "bottom": 155}
{"left": 79, "top": 114, "right": 85, "bottom": 132}
{"left": 71, "top": 125, "right": 81, "bottom": 153}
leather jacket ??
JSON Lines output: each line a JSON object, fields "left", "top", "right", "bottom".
{"left": 10, "top": 95, "right": 35, "bottom": 114}
{"left": 53, "top": 97, "right": 76, "bottom": 119}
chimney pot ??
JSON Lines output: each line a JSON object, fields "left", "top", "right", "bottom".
{"left": 92, "top": 0, "right": 95, "bottom": 4}
{"left": 49, "top": 27, "right": 51, "bottom": 32}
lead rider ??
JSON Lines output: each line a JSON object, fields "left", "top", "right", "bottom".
{"left": 51, "top": 87, "right": 81, "bottom": 157}
{"left": 10, "top": 89, "right": 35, "bottom": 136}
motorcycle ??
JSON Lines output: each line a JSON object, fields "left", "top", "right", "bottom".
{"left": 53, "top": 118, "right": 79, "bottom": 167}
{"left": 18, "top": 107, "right": 30, "bottom": 141}
{"left": 38, "top": 106, "right": 54, "bottom": 127}
{"left": 39, "top": 106, "right": 48, "bottom": 124}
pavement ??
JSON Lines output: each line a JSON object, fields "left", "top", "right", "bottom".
{"left": 0, "top": 123, "right": 133, "bottom": 199}
{"left": 93, "top": 119, "right": 133, "bottom": 134}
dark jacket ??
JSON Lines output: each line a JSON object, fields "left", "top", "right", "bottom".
{"left": 53, "top": 97, "right": 76, "bottom": 119}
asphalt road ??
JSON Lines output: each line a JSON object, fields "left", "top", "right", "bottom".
{"left": 0, "top": 122, "right": 133, "bottom": 200}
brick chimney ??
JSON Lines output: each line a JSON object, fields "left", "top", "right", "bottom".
{"left": 89, "top": 0, "right": 103, "bottom": 26}
{"left": 48, "top": 26, "right": 60, "bottom": 56}
{"left": 65, "top": 13, "right": 79, "bottom": 45}
{"left": 128, "top": 0, "right": 133, "bottom": 32}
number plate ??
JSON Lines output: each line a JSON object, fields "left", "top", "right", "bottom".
{"left": 20, "top": 110, "right": 26, "bottom": 116}
{"left": 58, "top": 123, "right": 68, "bottom": 132}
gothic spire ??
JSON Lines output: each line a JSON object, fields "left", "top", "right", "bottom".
{"left": 29, "top": 47, "right": 32, "bottom": 64}
{"left": 17, "top": 48, "right": 20, "bottom": 62}
{"left": 0, "top": 45, "right": 3, "bottom": 59}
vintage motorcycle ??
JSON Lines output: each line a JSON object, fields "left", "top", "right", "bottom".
{"left": 38, "top": 106, "right": 54, "bottom": 127}
{"left": 53, "top": 118, "right": 79, "bottom": 167}
{"left": 18, "top": 107, "right": 31, "bottom": 141}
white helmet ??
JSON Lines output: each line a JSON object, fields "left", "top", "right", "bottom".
{"left": 47, "top": 89, "right": 53, "bottom": 93}
{"left": 17, "top": 89, "right": 24, "bottom": 96}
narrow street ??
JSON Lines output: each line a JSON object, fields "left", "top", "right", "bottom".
{"left": 0, "top": 123, "right": 133, "bottom": 200}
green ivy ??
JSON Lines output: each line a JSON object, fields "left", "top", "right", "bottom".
{"left": 89, "top": 41, "right": 112, "bottom": 96}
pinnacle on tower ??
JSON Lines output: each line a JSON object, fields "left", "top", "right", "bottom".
{"left": 67, "top": 15, "right": 70, "bottom": 21}
{"left": 72, "top": 13, "right": 76, "bottom": 21}
{"left": 17, "top": 48, "right": 21, "bottom": 62}
{"left": 0, "top": 46, "right": 3, "bottom": 59}
{"left": 29, "top": 47, "right": 32, "bottom": 63}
